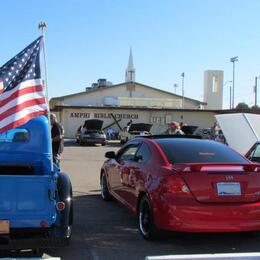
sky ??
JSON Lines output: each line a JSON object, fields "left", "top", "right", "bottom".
{"left": 0, "top": 0, "right": 260, "bottom": 109}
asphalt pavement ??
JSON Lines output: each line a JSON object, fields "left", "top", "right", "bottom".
{"left": 2, "top": 140, "right": 260, "bottom": 260}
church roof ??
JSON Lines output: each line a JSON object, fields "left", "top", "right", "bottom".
{"left": 50, "top": 81, "right": 206, "bottom": 105}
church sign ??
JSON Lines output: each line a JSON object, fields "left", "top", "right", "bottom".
{"left": 70, "top": 112, "right": 138, "bottom": 120}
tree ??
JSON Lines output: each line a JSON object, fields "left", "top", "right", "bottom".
{"left": 251, "top": 105, "right": 260, "bottom": 110}
{"left": 236, "top": 102, "right": 249, "bottom": 109}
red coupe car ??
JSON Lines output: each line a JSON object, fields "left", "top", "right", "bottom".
{"left": 100, "top": 136, "right": 260, "bottom": 240}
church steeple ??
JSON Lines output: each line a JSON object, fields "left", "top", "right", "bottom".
{"left": 125, "top": 48, "right": 135, "bottom": 82}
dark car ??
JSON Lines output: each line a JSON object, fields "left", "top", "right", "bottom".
{"left": 181, "top": 125, "right": 198, "bottom": 135}
{"left": 245, "top": 141, "right": 260, "bottom": 163}
{"left": 100, "top": 135, "right": 260, "bottom": 240}
{"left": 0, "top": 116, "right": 73, "bottom": 250}
{"left": 76, "top": 119, "right": 106, "bottom": 146}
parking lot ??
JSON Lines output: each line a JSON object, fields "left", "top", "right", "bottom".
{"left": 2, "top": 140, "right": 260, "bottom": 260}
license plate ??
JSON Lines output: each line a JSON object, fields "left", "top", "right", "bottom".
{"left": 0, "top": 220, "right": 10, "bottom": 234}
{"left": 217, "top": 182, "right": 241, "bottom": 196}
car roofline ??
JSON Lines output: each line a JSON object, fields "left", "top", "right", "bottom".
{"left": 141, "top": 135, "right": 202, "bottom": 139}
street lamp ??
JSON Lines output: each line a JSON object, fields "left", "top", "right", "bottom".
{"left": 230, "top": 56, "right": 238, "bottom": 109}
{"left": 224, "top": 80, "right": 232, "bottom": 109}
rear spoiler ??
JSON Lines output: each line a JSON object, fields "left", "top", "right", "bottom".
{"left": 143, "top": 134, "right": 202, "bottom": 139}
{"left": 173, "top": 163, "right": 260, "bottom": 172}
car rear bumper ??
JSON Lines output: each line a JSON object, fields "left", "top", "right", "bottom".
{"left": 154, "top": 199, "right": 260, "bottom": 233}
{"left": 81, "top": 138, "right": 106, "bottom": 144}
{"left": 0, "top": 226, "right": 69, "bottom": 249}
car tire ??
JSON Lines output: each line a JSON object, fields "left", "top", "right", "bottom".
{"left": 101, "top": 173, "right": 112, "bottom": 201}
{"left": 57, "top": 173, "right": 73, "bottom": 245}
{"left": 67, "top": 201, "right": 73, "bottom": 240}
{"left": 138, "top": 195, "right": 158, "bottom": 240}
{"left": 59, "top": 202, "right": 73, "bottom": 246}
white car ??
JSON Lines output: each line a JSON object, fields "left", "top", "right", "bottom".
{"left": 119, "top": 123, "right": 152, "bottom": 144}
{"left": 75, "top": 119, "right": 107, "bottom": 146}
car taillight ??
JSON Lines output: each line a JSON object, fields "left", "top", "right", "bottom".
{"left": 165, "top": 175, "right": 192, "bottom": 197}
{"left": 56, "top": 201, "right": 65, "bottom": 211}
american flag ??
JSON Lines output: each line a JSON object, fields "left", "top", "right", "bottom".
{"left": 0, "top": 36, "right": 48, "bottom": 133}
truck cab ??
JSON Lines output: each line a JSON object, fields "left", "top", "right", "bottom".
{"left": 0, "top": 115, "right": 73, "bottom": 250}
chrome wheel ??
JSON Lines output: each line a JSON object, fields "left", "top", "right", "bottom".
{"left": 139, "top": 200, "right": 150, "bottom": 236}
{"left": 138, "top": 195, "right": 157, "bottom": 240}
{"left": 101, "top": 173, "right": 111, "bottom": 201}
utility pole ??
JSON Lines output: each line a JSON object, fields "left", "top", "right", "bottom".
{"left": 255, "top": 76, "right": 258, "bottom": 107}
{"left": 181, "top": 72, "right": 185, "bottom": 109}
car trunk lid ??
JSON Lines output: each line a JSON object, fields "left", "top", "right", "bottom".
{"left": 174, "top": 163, "right": 260, "bottom": 203}
{"left": 83, "top": 119, "right": 103, "bottom": 130}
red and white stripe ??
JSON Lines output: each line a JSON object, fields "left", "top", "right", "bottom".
{"left": 0, "top": 78, "right": 48, "bottom": 133}
{"left": 0, "top": 78, "right": 3, "bottom": 95}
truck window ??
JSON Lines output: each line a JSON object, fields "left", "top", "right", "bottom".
{"left": 0, "top": 129, "right": 29, "bottom": 143}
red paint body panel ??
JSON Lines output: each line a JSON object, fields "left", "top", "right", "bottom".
{"left": 102, "top": 137, "right": 260, "bottom": 233}
{"left": 154, "top": 197, "right": 260, "bottom": 232}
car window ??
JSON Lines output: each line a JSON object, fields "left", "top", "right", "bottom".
{"left": 248, "top": 144, "right": 260, "bottom": 163}
{"left": 157, "top": 138, "right": 248, "bottom": 164}
{"left": 135, "top": 142, "right": 151, "bottom": 163}
{"left": 0, "top": 128, "right": 29, "bottom": 143}
{"left": 118, "top": 143, "right": 140, "bottom": 161}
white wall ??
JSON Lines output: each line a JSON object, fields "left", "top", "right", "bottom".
{"left": 204, "top": 70, "right": 223, "bottom": 110}
{"left": 58, "top": 108, "right": 216, "bottom": 138}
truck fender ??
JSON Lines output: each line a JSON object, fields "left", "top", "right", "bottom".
{"left": 57, "top": 172, "right": 73, "bottom": 226}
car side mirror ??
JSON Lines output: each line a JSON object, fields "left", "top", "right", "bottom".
{"left": 105, "top": 151, "right": 116, "bottom": 159}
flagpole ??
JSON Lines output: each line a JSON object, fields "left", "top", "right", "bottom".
{"left": 39, "top": 22, "right": 49, "bottom": 100}
{"left": 38, "top": 21, "right": 54, "bottom": 172}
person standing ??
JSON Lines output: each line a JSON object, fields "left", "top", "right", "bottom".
{"left": 50, "top": 113, "right": 64, "bottom": 166}
{"left": 164, "top": 121, "right": 184, "bottom": 135}
{"left": 210, "top": 122, "right": 218, "bottom": 140}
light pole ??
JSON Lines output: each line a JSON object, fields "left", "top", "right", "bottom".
{"left": 181, "top": 72, "right": 185, "bottom": 108}
{"left": 230, "top": 56, "right": 238, "bottom": 108}
{"left": 224, "top": 80, "right": 232, "bottom": 109}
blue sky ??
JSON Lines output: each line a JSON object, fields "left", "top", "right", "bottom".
{"left": 1, "top": 0, "right": 260, "bottom": 108}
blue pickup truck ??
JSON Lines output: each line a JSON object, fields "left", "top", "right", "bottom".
{"left": 0, "top": 115, "right": 73, "bottom": 250}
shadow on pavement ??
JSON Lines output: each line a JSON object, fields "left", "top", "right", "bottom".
{"left": 2, "top": 194, "right": 260, "bottom": 259}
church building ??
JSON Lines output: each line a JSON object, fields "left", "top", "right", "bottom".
{"left": 50, "top": 50, "right": 222, "bottom": 138}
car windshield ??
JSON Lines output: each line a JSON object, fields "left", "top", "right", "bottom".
{"left": 156, "top": 138, "right": 248, "bottom": 164}
{"left": 0, "top": 129, "right": 29, "bottom": 143}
